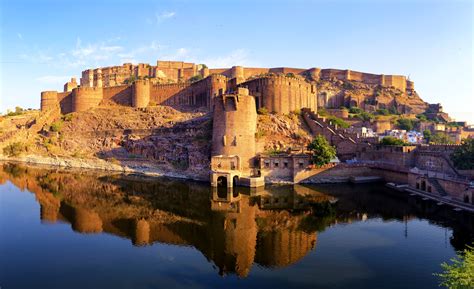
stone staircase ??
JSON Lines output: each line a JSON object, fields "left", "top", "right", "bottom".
{"left": 428, "top": 177, "right": 448, "bottom": 197}
{"left": 301, "top": 108, "right": 365, "bottom": 160}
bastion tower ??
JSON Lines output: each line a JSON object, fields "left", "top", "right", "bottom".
{"left": 210, "top": 87, "right": 263, "bottom": 187}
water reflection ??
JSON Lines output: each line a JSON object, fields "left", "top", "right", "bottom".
{"left": 0, "top": 162, "right": 473, "bottom": 278}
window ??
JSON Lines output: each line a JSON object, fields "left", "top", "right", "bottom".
{"left": 230, "top": 161, "right": 235, "bottom": 170}
{"left": 265, "top": 162, "right": 270, "bottom": 168}
{"left": 284, "top": 162, "right": 288, "bottom": 168}
{"left": 274, "top": 162, "right": 279, "bottom": 168}
{"left": 299, "top": 162, "right": 304, "bottom": 168}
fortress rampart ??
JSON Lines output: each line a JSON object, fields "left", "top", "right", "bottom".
{"left": 241, "top": 75, "right": 317, "bottom": 114}
{"left": 40, "top": 59, "right": 415, "bottom": 114}
{"left": 72, "top": 87, "right": 103, "bottom": 112}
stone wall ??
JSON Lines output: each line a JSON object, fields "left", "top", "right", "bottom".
{"left": 241, "top": 75, "right": 317, "bottom": 114}
{"left": 72, "top": 87, "right": 103, "bottom": 112}
{"left": 317, "top": 69, "right": 410, "bottom": 92}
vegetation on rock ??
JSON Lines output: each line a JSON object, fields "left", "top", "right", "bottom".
{"left": 188, "top": 75, "right": 203, "bottom": 83}
{"left": 2, "top": 142, "right": 28, "bottom": 157}
{"left": 396, "top": 118, "right": 416, "bottom": 131}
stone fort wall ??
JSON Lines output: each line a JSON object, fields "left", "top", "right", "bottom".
{"left": 241, "top": 75, "right": 317, "bottom": 114}
{"left": 41, "top": 74, "right": 228, "bottom": 114}
{"left": 40, "top": 60, "right": 415, "bottom": 114}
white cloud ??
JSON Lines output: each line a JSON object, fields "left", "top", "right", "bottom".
{"left": 147, "top": 11, "right": 176, "bottom": 24}
{"left": 36, "top": 75, "right": 70, "bottom": 84}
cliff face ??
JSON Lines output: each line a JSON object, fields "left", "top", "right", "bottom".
{"left": 316, "top": 79, "right": 428, "bottom": 114}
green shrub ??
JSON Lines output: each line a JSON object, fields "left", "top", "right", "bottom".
{"left": 266, "top": 148, "right": 285, "bottom": 156}
{"left": 4, "top": 106, "right": 24, "bottom": 117}
{"left": 327, "top": 115, "right": 350, "bottom": 128}
{"left": 50, "top": 120, "right": 63, "bottom": 132}
{"left": 257, "top": 107, "right": 269, "bottom": 115}
{"left": 255, "top": 130, "right": 266, "bottom": 139}
{"left": 307, "top": 135, "right": 336, "bottom": 166}
{"left": 124, "top": 75, "right": 137, "bottom": 84}
{"left": 349, "top": 107, "right": 362, "bottom": 114}
{"left": 286, "top": 72, "right": 295, "bottom": 78}
{"left": 3, "top": 142, "right": 28, "bottom": 157}
{"left": 62, "top": 113, "right": 73, "bottom": 122}
{"left": 188, "top": 75, "right": 203, "bottom": 83}
{"left": 389, "top": 106, "right": 399, "bottom": 115}
{"left": 423, "top": 129, "right": 432, "bottom": 143}
{"left": 380, "top": 136, "right": 406, "bottom": 146}
{"left": 357, "top": 111, "right": 375, "bottom": 122}
{"left": 416, "top": 114, "right": 428, "bottom": 121}
{"left": 376, "top": 108, "right": 390, "bottom": 116}
{"left": 342, "top": 81, "right": 354, "bottom": 90}
{"left": 397, "top": 118, "right": 416, "bottom": 131}
{"left": 430, "top": 132, "right": 453, "bottom": 144}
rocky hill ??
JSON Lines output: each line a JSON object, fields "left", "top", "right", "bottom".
{"left": 315, "top": 78, "right": 428, "bottom": 115}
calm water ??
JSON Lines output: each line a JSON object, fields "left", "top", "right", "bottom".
{"left": 0, "top": 163, "right": 473, "bottom": 289}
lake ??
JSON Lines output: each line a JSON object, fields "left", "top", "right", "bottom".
{"left": 0, "top": 162, "right": 472, "bottom": 289}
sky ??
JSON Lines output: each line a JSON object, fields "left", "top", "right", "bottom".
{"left": 0, "top": 0, "right": 472, "bottom": 123}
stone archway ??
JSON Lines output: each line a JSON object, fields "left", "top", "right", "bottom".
{"left": 421, "top": 180, "right": 426, "bottom": 191}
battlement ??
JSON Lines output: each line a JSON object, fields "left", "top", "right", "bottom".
{"left": 41, "top": 60, "right": 417, "bottom": 114}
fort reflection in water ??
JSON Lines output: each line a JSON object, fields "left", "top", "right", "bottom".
{"left": 0, "top": 163, "right": 472, "bottom": 278}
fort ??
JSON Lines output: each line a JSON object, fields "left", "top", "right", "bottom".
{"left": 2, "top": 59, "right": 470, "bottom": 210}
{"left": 40, "top": 60, "right": 415, "bottom": 114}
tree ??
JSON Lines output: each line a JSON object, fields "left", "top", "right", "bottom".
{"left": 397, "top": 118, "right": 415, "bottom": 131}
{"left": 380, "top": 136, "right": 406, "bottom": 146}
{"left": 451, "top": 138, "right": 474, "bottom": 170}
{"left": 430, "top": 132, "right": 453, "bottom": 144}
{"left": 435, "top": 246, "right": 474, "bottom": 289}
{"left": 423, "top": 129, "right": 432, "bottom": 144}
{"left": 307, "top": 135, "right": 336, "bottom": 166}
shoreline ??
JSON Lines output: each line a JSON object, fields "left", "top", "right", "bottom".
{"left": 0, "top": 154, "right": 207, "bottom": 182}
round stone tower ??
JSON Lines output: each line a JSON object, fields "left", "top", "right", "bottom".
{"left": 231, "top": 66, "right": 245, "bottom": 84}
{"left": 211, "top": 87, "right": 257, "bottom": 172}
{"left": 132, "top": 79, "right": 150, "bottom": 108}
{"left": 40, "top": 91, "right": 59, "bottom": 111}
{"left": 72, "top": 87, "right": 103, "bottom": 112}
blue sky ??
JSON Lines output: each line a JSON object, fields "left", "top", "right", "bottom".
{"left": 1, "top": 0, "right": 472, "bottom": 123}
